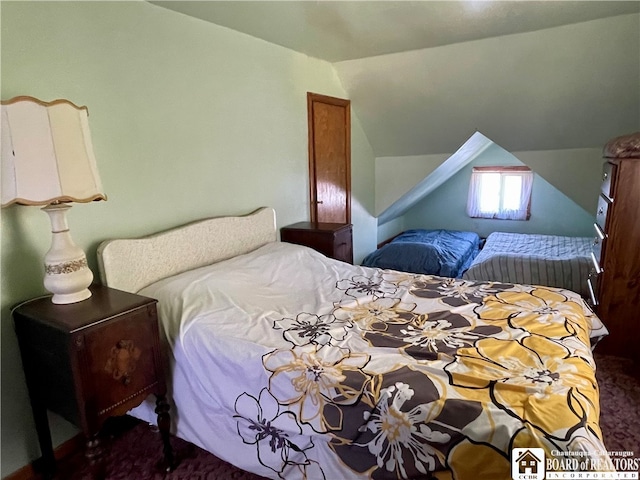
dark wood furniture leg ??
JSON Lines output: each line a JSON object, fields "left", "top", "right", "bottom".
{"left": 29, "top": 396, "right": 56, "bottom": 479}
{"left": 155, "top": 394, "right": 175, "bottom": 472}
{"left": 17, "top": 336, "right": 56, "bottom": 479}
{"left": 85, "top": 434, "right": 106, "bottom": 480}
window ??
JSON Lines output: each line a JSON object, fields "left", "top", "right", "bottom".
{"left": 466, "top": 166, "right": 533, "bottom": 220}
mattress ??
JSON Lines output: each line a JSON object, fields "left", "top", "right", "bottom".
{"left": 130, "top": 241, "right": 609, "bottom": 480}
{"left": 362, "top": 229, "right": 481, "bottom": 277}
{"left": 462, "top": 232, "right": 593, "bottom": 298}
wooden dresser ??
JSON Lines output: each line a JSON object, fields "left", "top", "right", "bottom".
{"left": 588, "top": 131, "right": 640, "bottom": 359}
{"left": 280, "top": 222, "right": 353, "bottom": 264}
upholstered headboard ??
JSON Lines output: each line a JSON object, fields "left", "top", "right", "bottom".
{"left": 97, "top": 207, "right": 277, "bottom": 293}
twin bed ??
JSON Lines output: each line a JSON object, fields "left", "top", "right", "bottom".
{"left": 98, "top": 208, "right": 609, "bottom": 480}
{"left": 362, "top": 229, "right": 481, "bottom": 278}
{"left": 462, "top": 232, "right": 593, "bottom": 299}
{"left": 365, "top": 229, "right": 593, "bottom": 298}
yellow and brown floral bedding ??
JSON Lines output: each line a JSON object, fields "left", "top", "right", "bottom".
{"left": 135, "top": 241, "right": 610, "bottom": 480}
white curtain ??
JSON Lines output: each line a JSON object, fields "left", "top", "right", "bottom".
{"left": 466, "top": 169, "right": 533, "bottom": 220}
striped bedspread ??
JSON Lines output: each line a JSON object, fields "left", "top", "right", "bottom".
{"left": 462, "top": 232, "right": 592, "bottom": 298}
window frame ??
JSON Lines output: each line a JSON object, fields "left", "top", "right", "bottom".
{"left": 467, "top": 166, "right": 533, "bottom": 221}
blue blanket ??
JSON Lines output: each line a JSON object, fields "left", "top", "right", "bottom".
{"left": 362, "top": 229, "right": 481, "bottom": 278}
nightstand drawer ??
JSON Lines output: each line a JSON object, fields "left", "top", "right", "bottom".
{"left": 83, "top": 305, "right": 161, "bottom": 420}
{"left": 332, "top": 226, "right": 353, "bottom": 263}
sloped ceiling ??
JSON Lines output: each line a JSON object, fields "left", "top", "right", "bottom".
{"left": 149, "top": 1, "right": 639, "bottom": 224}
{"left": 334, "top": 13, "right": 640, "bottom": 155}
{"left": 149, "top": 1, "right": 639, "bottom": 63}
{"left": 378, "top": 132, "right": 493, "bottom": 224}
{"left": 149, "top": 1, "right": 640, "bottom": 156}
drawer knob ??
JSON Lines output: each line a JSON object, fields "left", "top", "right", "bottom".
{"left": 603, "top": 172, "right": 608, "bottom": 180}
{"left": 105, "top": 339, "right": 141, "bottom": 386}
{"left": 597, "top": 207, "right": 604, "bottom": 215}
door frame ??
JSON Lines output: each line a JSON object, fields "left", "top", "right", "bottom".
{"left": 307, "top": 92, "right": 351, "bottom": 223}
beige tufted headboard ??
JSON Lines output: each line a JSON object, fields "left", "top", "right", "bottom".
{"left": 97, "top": 207, "right": 277, "bottom": 293}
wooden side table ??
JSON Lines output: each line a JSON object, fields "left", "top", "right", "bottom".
{"left": 12, "top": 284, "right": 175, "bottom": 479}
{"left": 280, "top": 221, "right": 353, "bottom": 263}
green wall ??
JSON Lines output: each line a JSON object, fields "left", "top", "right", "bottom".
{"left": 0, "top": 1, "right": 376, "bottom": 475}
{"left": 402, "top": 143, "right": 596, "bottom": 237}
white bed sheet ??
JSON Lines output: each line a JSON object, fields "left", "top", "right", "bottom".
{"left": 132, "top": 242, "right": 366, "bottom": 478}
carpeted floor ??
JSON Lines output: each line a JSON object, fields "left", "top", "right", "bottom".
{"left": 593, "top": 353, "right": 640, "bottom": 453}
{"left": 51, "top": 353, "right": 639, "bottom": 479}
{"left": 53, "top": 416, "right": 266, "bottom": 480}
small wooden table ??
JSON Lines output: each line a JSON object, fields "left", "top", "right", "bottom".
{"left": 280, "top": 222, "right": 353, "bottom": 264}
{"left": 12, "top": 284, "right": 175, "bottom": 479}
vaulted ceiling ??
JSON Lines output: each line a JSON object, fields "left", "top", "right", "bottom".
{"left": 150, "top": 1, "right": 639, "bottom": 62}
{"left": 149, "top": 1, "right": 640, "bottom": 156}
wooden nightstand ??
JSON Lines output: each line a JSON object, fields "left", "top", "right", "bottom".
{"left": 280, "top": 222, "right": 353, "bottom": 264}
{"left": 12, "top": 284, "right": 175, "bottom": 479}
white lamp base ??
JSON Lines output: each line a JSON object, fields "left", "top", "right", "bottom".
{"left": 42, "top": 204, "right": 93, "bottom": 304}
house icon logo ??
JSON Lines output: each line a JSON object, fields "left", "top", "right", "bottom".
{"left": 511, "top": 448, "right": 545, "bottom": 480}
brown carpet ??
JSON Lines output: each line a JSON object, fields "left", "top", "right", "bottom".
{"left": 53, "top": 416, "right": 267, "bottom": 480}
{"left": 593, "top": 353, "right": 640, "bottom": 453}
{"left": 52, "top": 353, "right": 639, "bottom": 479}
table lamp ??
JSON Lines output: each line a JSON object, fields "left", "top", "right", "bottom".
{"left": 2, "top": 96, "right": 107, "bottom": 304}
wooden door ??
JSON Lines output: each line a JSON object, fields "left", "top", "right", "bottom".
{"left": 307, "top": 93, "right": 351, "bottom": 223}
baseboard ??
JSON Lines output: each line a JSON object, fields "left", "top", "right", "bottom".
{"left": 4, "top": 433, "right": 84, "bottom": 480}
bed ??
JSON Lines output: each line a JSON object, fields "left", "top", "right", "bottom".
{"left": 362, "top": 229, "right": 481, "bottom": 278}
{"left": 462, "top": 232, "right": 593, "bottom": 299}
{"left": 97, "top": 207, "right": 611, "bottom": 480}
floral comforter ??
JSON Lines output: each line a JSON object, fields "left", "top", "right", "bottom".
{"left": 136, "top": 242, "right": 610, "bottom": 480}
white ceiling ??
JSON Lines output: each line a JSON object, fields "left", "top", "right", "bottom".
{"left": 150, "top": 1, "right": 640, "bottom": 62}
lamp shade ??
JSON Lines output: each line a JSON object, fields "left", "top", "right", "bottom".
{"left": 1, "top": 96, "right": 106, "bottom": 207}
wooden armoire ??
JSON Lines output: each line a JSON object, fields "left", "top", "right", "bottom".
{"left": 588, "top": 131, "right": 640, "bottom": 359}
